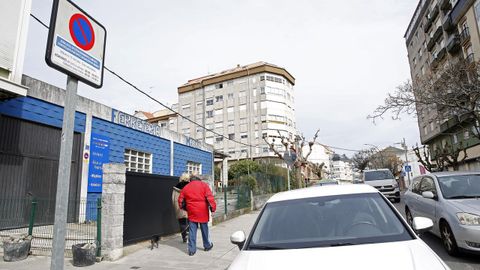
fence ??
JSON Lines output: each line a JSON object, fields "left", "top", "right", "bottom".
{"left": 0, "top": 197, "right": 100, "bottom": 257}
{"left": 214, "top": 171, "right": 287, "bottom": 218}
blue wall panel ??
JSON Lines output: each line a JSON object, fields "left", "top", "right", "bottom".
{"left": 91, "top": 117, "right": 171, "bottom": 175}
{"left": 0, "top": 97, "right": 86, "bottom": 132}
{"left": 173, "top": 143, "right": 212, "bottom": 177}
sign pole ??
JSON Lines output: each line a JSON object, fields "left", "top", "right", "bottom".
{"left": 287, "top": 165, "right": 291, "bottom": 191}
{"left": 50, "top": 76, "right": 78, "bottom": 270}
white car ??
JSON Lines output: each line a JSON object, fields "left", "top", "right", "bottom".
{"left": 228, "top": 185, "right": 450, "bottom": 270}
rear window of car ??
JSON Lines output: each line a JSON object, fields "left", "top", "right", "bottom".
{"left": 364, "top": 170, "right": 394, "bottom": 181}
{"left": 246, "top": 193, "right": 413, "bottom": 250}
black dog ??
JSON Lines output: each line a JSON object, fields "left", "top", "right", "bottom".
{"left": 150, "top": 235, "right": 160, "bottom": 250}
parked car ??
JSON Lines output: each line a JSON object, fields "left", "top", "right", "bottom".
{"left": 404, "top": 172, "right": 480, "bottom": 256}
{"left": 228, "top": 185, "right": 450, "bottom": 270}
{"left": 363, "top": 169, "right": 400, "bottom": 202}
{"left": 315, "top": 180, "right": 338, "bottom": 186}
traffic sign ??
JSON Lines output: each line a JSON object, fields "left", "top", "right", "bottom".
{"left": 405, "top": 165, "right": 412, "bottom": 172}
{"left": 46, "top": 0, "right": 106, "bottom": 88}
{"left": 284, "top": 149, "right": 297, "bottom": 167}
{"left": 69, "top": 14, "right": 95, "bottom": 51}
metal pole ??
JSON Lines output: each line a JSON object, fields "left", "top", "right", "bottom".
{"left": 96, "top": 198, "right": 102, "bottom": 257}
{"left": 28, "top": 198, "right": 37, "bottom": 236}
{"left": 50, "top": 76, "right": 78, "bottom": 270}
{"left": 403, "top": 138, "right": 411, "bottom": 188}
{"left": 287, "top": 165, "right": 291, "bottom": 191}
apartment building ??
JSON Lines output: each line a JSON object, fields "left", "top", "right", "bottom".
{"left": 176, "top": 62, "right": 297, "bottom": 160}
{"left": 405, "top": 0, "right": 480, "bottom": 170}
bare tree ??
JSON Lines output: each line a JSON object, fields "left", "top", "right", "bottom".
{"left": 309, "top": 162, "right": 325, "bottom": 179}
{"left": 368, "top": 59, "right": 476, "bottom": 170}
{"left": 263, "top": 129, "right": 320, "bottom": 188}
{"left": 351, "top": 149, "right": 373, "bottom": 172}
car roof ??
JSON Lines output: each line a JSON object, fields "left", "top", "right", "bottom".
{"left": 363, "top": 169, "right": 390, "bottom": 172}
{"left": 427, "top": 171, "right": 480, "bottom": 178}
{"left": 267, "top": 184, "right": 379, "bottom": 203}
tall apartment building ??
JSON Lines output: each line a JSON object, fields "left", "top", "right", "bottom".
{"left": 405, "top": 0, "right": 480, "bottom": 169}
{"left": 176, "top": 62, "right": 297, "bottom": 160}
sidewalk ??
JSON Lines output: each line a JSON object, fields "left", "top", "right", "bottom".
{"left": 0, "top": 211, "right": 259, "bottom": 270}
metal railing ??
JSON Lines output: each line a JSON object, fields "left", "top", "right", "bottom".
{"left": 0, "top": 198, "right": 101, "bottom": 257}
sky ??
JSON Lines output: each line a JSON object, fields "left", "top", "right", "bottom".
{"left": 24, "top": 0, "right": 421, "bottom": 156}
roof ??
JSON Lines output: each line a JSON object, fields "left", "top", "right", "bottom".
{"left": 267, "top": 184, "right": 378, "bottom": 203}
{"left": 177, "top": 61, "right": 295, "bottom": 94}
{"left": 134, "top": 111, "right": 154, "bottom": 119}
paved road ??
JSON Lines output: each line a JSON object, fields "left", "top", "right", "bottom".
{"left": 393, "top": 201, "right": 480, "bottom": 270}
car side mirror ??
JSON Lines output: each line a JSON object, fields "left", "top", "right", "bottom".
{"left": 230, "top": 231, "right": 246, "bottom": 250}
{"left": 412, "top": 217, "right": 433, "bottom": 234}
{"left": 422, "top": 191, "right": 436, "bottom": 200}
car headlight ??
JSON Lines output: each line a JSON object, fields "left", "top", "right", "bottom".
{"left": 456, "top": 212, "right": 480, "bottom": 226}
{"left": 392, "top": 182, "right": 398, "bottom": 188}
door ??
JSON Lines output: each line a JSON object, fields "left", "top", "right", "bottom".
{"left": 406, "top": 176, "right": 423, "bottom": 216}
{"left": 416, "top": 176, "right": 437, "bottom": 223}
{"left": 0, "top": 115, "right": 83, "bottom": 228}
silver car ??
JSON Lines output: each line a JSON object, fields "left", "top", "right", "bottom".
{"left": 403, "top": 172, "right": 480, "bottom": 256}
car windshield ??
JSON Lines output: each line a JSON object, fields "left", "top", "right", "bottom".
{"left": 247, "top": 193, "right": 412, "bottom": 250}
{"left": 364, "top": 170, "right": 394, "bottom": 181}
{"left": 437, "top": 175, "right": 480, "bottom": 199}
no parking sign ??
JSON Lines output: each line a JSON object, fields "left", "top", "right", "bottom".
{"left": 46, "top": 0, "right": 106, "bottom": 88}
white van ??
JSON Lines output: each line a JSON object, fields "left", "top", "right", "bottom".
{"left": 363, "top": 169, "right": 400, "bottom": 202}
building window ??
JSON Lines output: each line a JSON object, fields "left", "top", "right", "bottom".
{"left": 196, "top": 101, "right": 203, "bottom": 107}
{"left": 238, "top": 91, "right": 246, "bottom": 98}
{"left": 215, "top": 95, "right": 224, "bottom": 102}
{"left": 260, "top": 75, "right": 265, "bottom": 81}
{"left": 239, "top": 105, "right": 246, "bottom": 111}
{"left": 124, "top": 149, "right": 152, "bottom": 173}
{"left": 228, "top": 120, "right": 234, "bottom": 127}
{"left": 214, "top": 122, "right": 223, "bottom": 129}
{"left": 227, "top": 107, "right": 234, "bottom": 113}
{"left": 216, "top": 136, "right": 223, "bottom": 142}
{"left": 262, "top": 147, "right": 270, "bottom": 153}
{"left": 215, "top": 83, "right": 223, "bottom": 89}
{"left": 228, "top": 133, "right": 235, "bottom": 140}
{"left": 214, "top": 109, "right": 223, "bottom": 115}
{"left": 260, "top": 87, "right": 265, "bottom": 94}
{"left": 253, "top": 88, "right": 257, "bottom": 96}
{"left": 227, "top": 93, "right": 234, "bottom": 99}
{"left": 206, "top": 111, "right": 213, "bottom": 118}
{"left": 206, "top": 99, "right": 213, "bottom": 106}
{"left": 240, "top": 132, "right": 248, "bottom": 139}
{"left": 186, "top": 161, "right": 202, "bottom": 175}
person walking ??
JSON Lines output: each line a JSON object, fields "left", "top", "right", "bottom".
{"left": 172, "top": 173, "right": 190, "bottom": 243}
{"left": 178, "top": 175, "right": 216, "bottom": 256}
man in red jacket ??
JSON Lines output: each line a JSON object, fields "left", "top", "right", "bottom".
{"left": 178, "top": 175, "right": 217, "bottom": 256}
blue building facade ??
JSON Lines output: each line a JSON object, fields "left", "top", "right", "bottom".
{"left": 0, "top": 76, "right": 214, "bottom": 220}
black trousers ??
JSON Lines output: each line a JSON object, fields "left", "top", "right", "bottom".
{"left": 178, "top": 218, "right": 188, "bottom": 240}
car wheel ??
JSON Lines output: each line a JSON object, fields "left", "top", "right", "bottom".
{"left": 441, "top": 222, "right": 459, "bottom": 256}
{"left": 405, "top": 208, "right": 413, "bottom": 228}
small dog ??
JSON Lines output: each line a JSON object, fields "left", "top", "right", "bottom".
{"left": 150, "top": 235, "right": 160, "bottom": 250}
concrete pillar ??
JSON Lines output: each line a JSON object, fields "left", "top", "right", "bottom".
{"left": 101, "top": 163, "right": 126, "bottom": 261}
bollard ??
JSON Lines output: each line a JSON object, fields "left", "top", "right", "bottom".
{"left": 96, "top": 198, "right": 102, "bottom": 257}
{"left": 28, "top": 198, "right": 37, "bottom": 236}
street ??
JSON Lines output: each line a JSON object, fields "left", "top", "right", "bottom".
{"left": 393, "top": 201, "right": 480, "bottom": 270}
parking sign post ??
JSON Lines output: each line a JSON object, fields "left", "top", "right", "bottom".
{"left": 45, "top": 0, "right": 106, "bottom": 268}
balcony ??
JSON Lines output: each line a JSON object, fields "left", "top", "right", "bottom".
{"left": 429, "top": 6, "right": 440, "bottom": 22}
{"left": 460, "top": 27, "right": 471, "bottom": 44}
{"left": 442, "top": 15, "right": 455, "bottom": 33}
{"left": 440, "top": 0, "right": 452, "bottom": 10}
{"left": 424, "top": 18, "right": 433, "bottom": 33}
{"left": 446, "top": 34, "right": 461, "bottom": 54}
{"left": 437, "top": 47, "right": 447, "bottom": 61}
{"left": 427, "top": 37, "right": 436, "bottom": 52}
{"left": 432, "top": 25, "right": 444, "bottom": 42}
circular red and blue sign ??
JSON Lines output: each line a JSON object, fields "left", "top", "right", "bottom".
{"left": 69, "top": 13, "right": 95, "bottom": 51}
